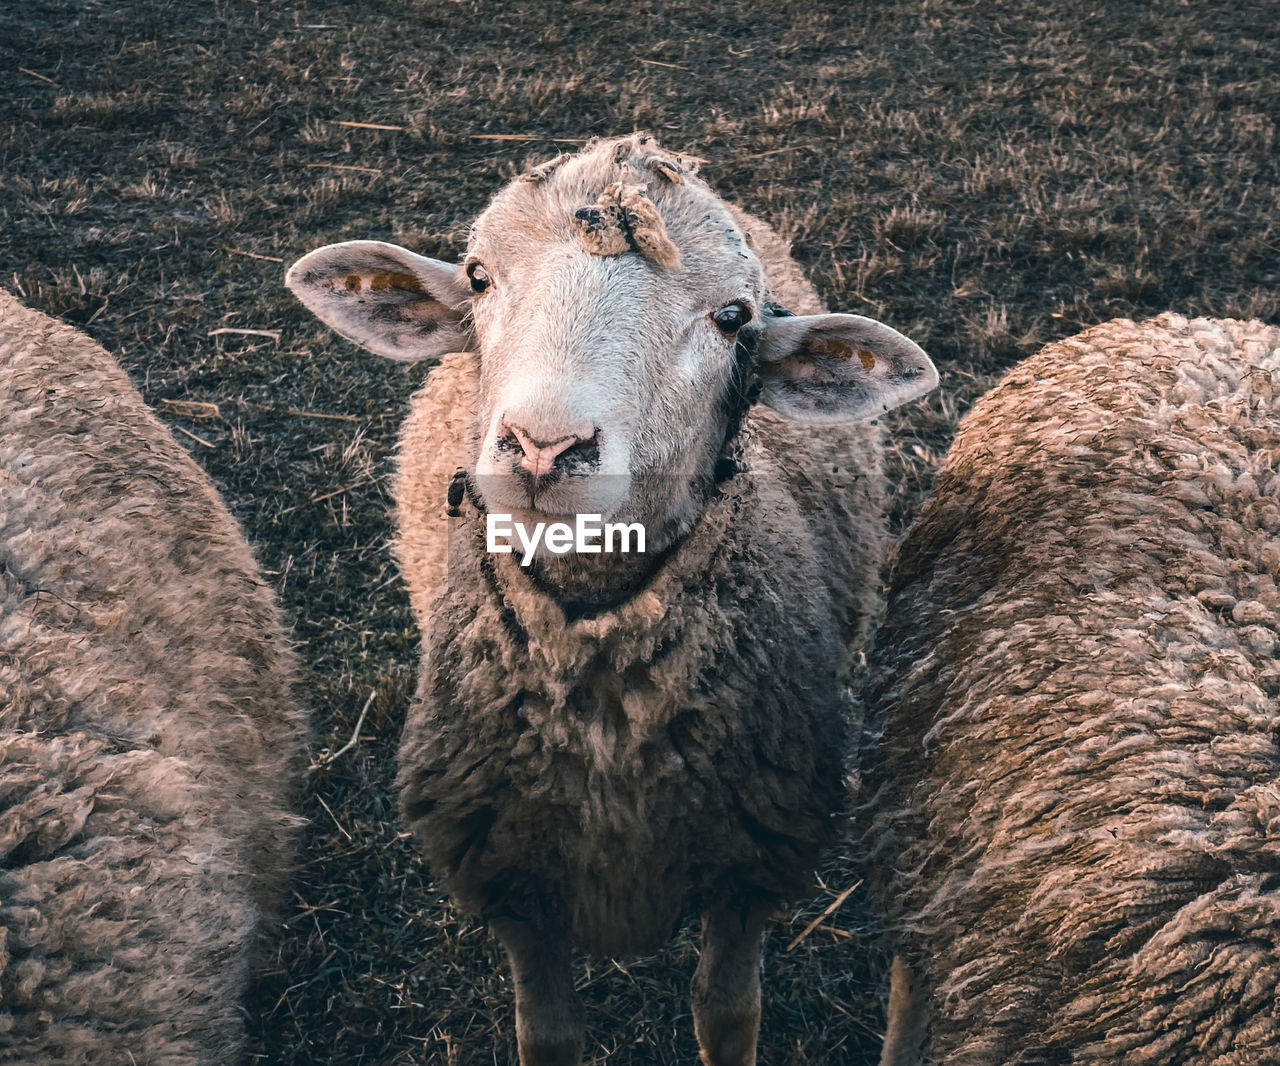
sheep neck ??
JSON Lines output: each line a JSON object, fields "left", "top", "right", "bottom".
{"left": 474, "top": 468, "right": 750, "bottom": 626}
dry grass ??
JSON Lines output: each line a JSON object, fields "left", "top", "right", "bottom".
{"left": 2, "top": 1, "right": 1277, "bottom": 1062}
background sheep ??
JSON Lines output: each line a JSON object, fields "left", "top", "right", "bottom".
{"left": 860, "top": 314, "right": 1280, "bottom": 1064}
{"left": 287, "top": 133, "right": 937, "bottom": 1066}
{"left": 0, "top": 291, "right": 308, "bottom": 1065}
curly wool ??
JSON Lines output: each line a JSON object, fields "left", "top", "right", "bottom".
{"left": 572, "top": 180, "right": 683, "bottom": 269}
{"left": 393, "top": 197, "right": 884, "bottom": 957}
{"left": 0, "top": 291, "right": 307, "bottom": 1065}
{"left": 861, "top": 315, "right": 1280, "bottom": 1064}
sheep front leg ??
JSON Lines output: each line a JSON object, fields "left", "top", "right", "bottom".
{"left": 879, "top": 955, "right": 929, "bottom": 1066}
{"left": 692, "top": 898, "right": 771, "bottom": 1066}
{"left": 491, "top": 914, "right": 584, "bottom": 1066}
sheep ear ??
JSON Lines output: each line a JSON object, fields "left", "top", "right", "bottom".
{"left": 285, "top": 240, "right": 473, "bottom": 362}
{"left": 755, "top": 312, "right": 938, "bottom": 423}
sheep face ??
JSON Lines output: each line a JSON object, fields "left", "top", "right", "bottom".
{"left": 287, "top": 135, "right": 936, "bottom": 552}
{"left": 460, "top": 188, "right": 769, "bottom": 538}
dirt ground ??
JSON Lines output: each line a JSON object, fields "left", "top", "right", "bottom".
{"left": 3, "top": 1, "right": 1277, "bottom": 1062}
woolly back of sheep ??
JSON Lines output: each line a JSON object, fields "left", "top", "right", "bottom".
{"left": 0, "top": 291, "right": 307, "bottom": 1065}
{"left": 862, "top": 314, "right": 1280, "bottom": 1064}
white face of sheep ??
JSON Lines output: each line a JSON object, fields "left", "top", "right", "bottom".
{"left": 286, "top": 172, "right": 938, "bottom": 548}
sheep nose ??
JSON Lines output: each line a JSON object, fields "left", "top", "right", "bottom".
{"left": 503, "top": 420, "right": 597, "bottom": 478}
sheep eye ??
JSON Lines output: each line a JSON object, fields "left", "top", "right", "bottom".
{"left": 712, "top": 303, "right": 750, "bottom": 334}
{"left": 467, "top": 263, "right": 492, "bottom": 294}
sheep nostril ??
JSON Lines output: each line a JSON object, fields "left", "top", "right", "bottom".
{"left": 503, "top": 423, "right": 600, "bottom": 478}
{"left": 558, "top": 431, "right": 600, "bottom": 465}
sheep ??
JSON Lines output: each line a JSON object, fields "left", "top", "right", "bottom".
{"left": 859, "top": 314, "right": 1280, "bottom": 1065}
{"left": 0, "top": 290, "right": 308, "bottom": 1065}
{"left": 286, "top": 132, "right": 938, "bottom": 1066}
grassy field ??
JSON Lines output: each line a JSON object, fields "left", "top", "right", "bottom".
{"left": 3, "top": 1, "right": 1277, "bottom": 1062}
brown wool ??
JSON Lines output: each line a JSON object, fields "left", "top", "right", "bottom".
{"left": 860, "top": 315, "right": 1280, "bottom": 1065}
{"left": 0, "top": 291, "right": 308, "bottom": 1066}
{"left": 568, "top": 160, "right": 683, "bottom": 269}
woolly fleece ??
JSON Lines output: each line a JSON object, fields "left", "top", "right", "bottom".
{"left": 861, "top": 315, "right": 1280, "bottom": 1064}
{"left": 0, "top": 291, "right": 307, "bottom": 1065}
